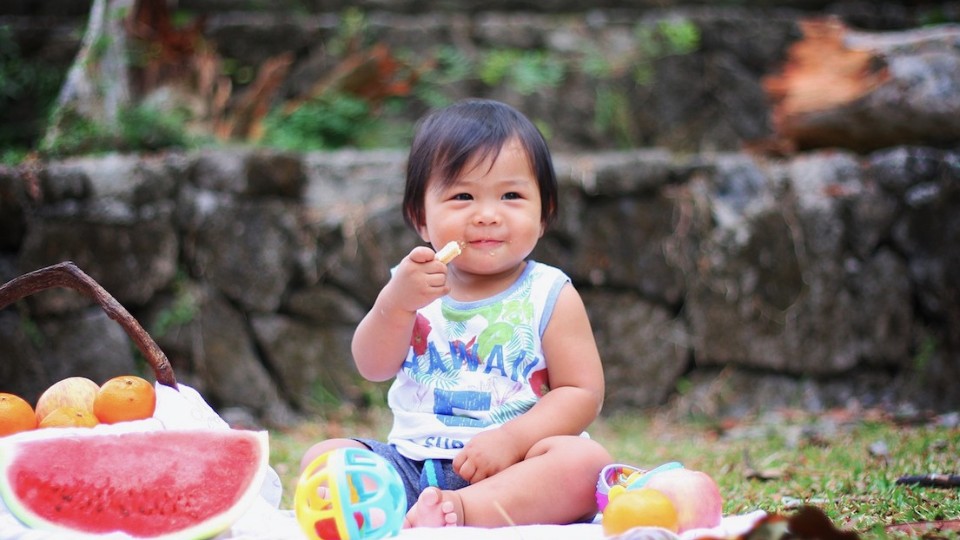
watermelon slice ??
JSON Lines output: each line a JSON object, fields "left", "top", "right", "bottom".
{"left": 0, "top": 429, "right": 269, "bottom": 539}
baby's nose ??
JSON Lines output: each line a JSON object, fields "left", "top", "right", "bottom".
{"left": 473, "top": 203, "right": 501, "bottom": 225}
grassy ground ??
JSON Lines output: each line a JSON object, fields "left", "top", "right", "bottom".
{"left": 268, "top": 406, "right": 959, "bottom": 538}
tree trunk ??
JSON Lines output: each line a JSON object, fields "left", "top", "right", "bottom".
{"left": 762, "top": 18, "right": 960, "bottom": 153}
{"left": 42, "top": 0, "right": 133, "bottom": 151}
{"left": 40, "top": 0, "right": 293, "bottom": 152}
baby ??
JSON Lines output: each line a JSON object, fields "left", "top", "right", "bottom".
{"left": 301, "top": 98, "right": 610, "bottom": 527}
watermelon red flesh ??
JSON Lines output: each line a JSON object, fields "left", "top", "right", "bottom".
{"left": 0, "top": 429, "right": 268, "bottom": 539}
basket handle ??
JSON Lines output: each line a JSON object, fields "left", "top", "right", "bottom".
{"left": 0, "top": 261, "right": 178, "bottom": 389}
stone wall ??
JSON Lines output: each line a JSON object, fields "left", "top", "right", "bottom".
{"left": 2, "top": 1, "right": 959, "bottom": 423}
{"left": 2, "top": 145, "right": 958, "bottom": 425}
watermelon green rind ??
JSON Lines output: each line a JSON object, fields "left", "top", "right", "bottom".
{"left": 0, "top": 429, "right": 269, "bottom": 539}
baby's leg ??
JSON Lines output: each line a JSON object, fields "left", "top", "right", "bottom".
{"left": 455, "top": 435, "right": 610, "bottom": 527}
{"left": 404, "top": 487, "right": 462, "bottom": 527}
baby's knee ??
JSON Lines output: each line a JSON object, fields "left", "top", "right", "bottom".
{"left": 570, "top": 437, "right": 613, "bottom": 470}
{"left": 532, "top": 435, "right": 611, "bottom": 469}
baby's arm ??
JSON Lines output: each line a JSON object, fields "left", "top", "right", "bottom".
{"left": 352, "top": 246, "right": 452, "bottom": 381}
{"left": 454, "top": 283, "right": 605, "bottom": 482}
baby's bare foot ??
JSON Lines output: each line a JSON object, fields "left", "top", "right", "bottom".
{"left": 403, "top": 487, "right": 461, "bottom": 528}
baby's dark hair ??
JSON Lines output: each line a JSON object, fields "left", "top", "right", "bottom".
{"left": 402, "top": 99, "right": 558, "bottom": 230}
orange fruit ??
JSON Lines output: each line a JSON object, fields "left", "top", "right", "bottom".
{"left": 38, "top": 406, "right": 99, "bottom": 428}
{"left": 0, "top": 393, "right": 38, "bottom": 436}
{"left": 602, "top": 487, "right": 679, "bottom": 535}
{"left": 93, "top": 375, "right": 156, "bottom": 424}
{"left": 35, "top": 376, "right": 99, "bottom": 423}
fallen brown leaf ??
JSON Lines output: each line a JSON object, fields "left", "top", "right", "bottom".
{"left": 886, "top": 519, "right": 960, "bottom": 534}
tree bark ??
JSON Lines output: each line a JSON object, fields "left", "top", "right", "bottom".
{"left": 40, "top": 0, "right": 293, "bottom": 150}
{"left": 42, "top": 0, "right": 133, "bottom": 150}
{"left": 762, "top": 18, "right": 960, "bottom": 153}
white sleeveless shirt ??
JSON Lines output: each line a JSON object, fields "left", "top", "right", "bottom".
{"left": 387, "top": 261, "right": 569, "bottom": 460}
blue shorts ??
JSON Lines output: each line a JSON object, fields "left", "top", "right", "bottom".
{"left": 355, "top": 439, "right": 470, "bottom": 511}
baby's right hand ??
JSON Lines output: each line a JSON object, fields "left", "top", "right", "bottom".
{"left": 381, "top": 246, "right": 451, "bottom": 313}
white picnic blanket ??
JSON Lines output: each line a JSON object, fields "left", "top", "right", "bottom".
{"left": 227, "top": 507, "right": 768, "bottom": 539}
{"left": 224, "top": 504, "right": 767, "bottom": 540}
{"left": 0, "top": 384, "right": 766, "bottom": 539}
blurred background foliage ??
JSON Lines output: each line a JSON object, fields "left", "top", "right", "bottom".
{"left": 1, "top": 4, "right": 706, "bottom": 163}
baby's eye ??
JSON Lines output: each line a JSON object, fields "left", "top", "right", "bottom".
{"left": 452, "top": 193, "right": 473, "bottom": 201}
{"left": 502, "top": 192, "right": 522, "bottom": 200}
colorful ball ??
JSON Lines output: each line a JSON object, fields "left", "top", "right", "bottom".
{"left": 295, "top": 447, "right": 407, "bottom": 540}
{"left": 595, "top": 462, "right": 682, "bottom": 512}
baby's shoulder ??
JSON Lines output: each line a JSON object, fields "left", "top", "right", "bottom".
{"left": 526, "top": 260, "right": 569, "bottom": 282}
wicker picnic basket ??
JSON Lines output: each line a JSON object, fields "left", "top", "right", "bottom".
{"left": 0, "top": 261, "right": 178, "bottom": 390}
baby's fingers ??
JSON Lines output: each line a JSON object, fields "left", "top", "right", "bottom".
{"left": 454, "top": 457, "right": 485, "bottom": 484}
{"left": 409, "top": 245, "right": 442, "bottom": 264}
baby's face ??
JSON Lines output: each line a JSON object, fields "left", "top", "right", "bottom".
{"left": 418, "top": 138, "right": 544, "bottom": 277}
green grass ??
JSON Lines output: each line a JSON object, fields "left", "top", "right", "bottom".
{"left": 269, "top": 407, "right": 959, "bottom": 537}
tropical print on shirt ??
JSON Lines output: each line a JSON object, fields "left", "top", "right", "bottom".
{"left": 387, "top": 261, "right": 569, "bottom": 460}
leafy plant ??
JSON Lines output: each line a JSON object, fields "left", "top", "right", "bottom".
{"left": 151, "top": 271, "right": 198, "bottom": 339}
{"left": 479, "top": 49, "right": 565, "bottom": 95}
{"left": 0, "top": 26, "right": 64, "bottom": 154}
{"left": 18, "top": 10, "right": 706, "bottom": 156}
{"left": 260, "top": 93, "right": 376, "bottom": 150}
{"left": 37, "top": 108, "right": 111, "bottom": 157}
{"left": 912, "top": 334, "right": 937, "bottom": 372}
{"left": 18, "top": 314, "right": 44, "bottom": 349}
{"left": 634, "top": 18, "right": 701, "bottom": 60}
{"left": 328, "top": 7, "right": 370, "bottom": 56}
{"left": 1, "top": 148, "right": 29, "bottom": 166}
{"left": 413, "top": 45, "right": 473, "bottom": 109}
{"left": 632, "top": 17, "right": 701, "bottom": 85}
{"left": 657, "top": 18, "right": 701, "bottom": 56}
{"left": 118, "top": 104, "right": 196, "bottom": 151}
{"left": 39, "top": 103, "right": 195, "bottom": 158}
{"left": 594, "top": 86, "right": 635, "bottom": 147}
